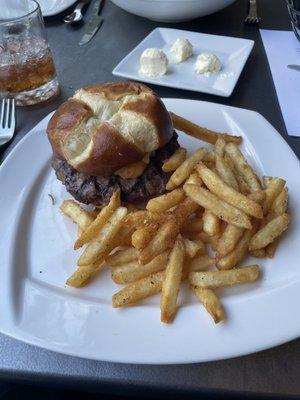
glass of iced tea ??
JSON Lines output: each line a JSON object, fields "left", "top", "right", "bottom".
{"left": 0, "top": 0, "right": 60, "bottom": 106}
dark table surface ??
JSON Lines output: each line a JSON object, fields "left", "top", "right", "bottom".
{"left": 1, "top": 0, "right": 300, "bottom": 398}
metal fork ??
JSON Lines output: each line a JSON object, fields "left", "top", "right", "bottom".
{"left": 0, "top": 98, "right": 16, "bottom": 146}
{"left": 245, "top": 0, "right": 261, "bottom": 24}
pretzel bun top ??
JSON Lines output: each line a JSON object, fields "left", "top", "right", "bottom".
{"left": 47, "top": 81, "right": 173, "bottom": 176}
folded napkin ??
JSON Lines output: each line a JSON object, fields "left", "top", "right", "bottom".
{"left": 260, "top": 29, "right": 300, "bottom": 137}
{"left": 0, "top": 0, "right": 30, "bottom": 19}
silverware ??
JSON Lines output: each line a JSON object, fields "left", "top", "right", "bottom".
{"left": 79, "top": 0, "right": 105, "bottom": 46}
{"left": 245, "top": 0, "right": 261, "bottom": 24}
{"left": 64, "top": 0, "right": 92, "bottom": 24}
{"left": 287, "top": 64, "right": 300, "bottom": 71}
{"left": 0, "top": 99, "right": 15, "bottom": 146}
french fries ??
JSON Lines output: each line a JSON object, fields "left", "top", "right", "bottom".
{"left": 74, "top": 190, "right": 120, "bottom": 249}
{"left": 191, "top": 286, "right": 225, "bottom": 323}
{"left": 112, "top": 270, "right": 165, "bottom": 308}
{"left": 162, "top": 147, "right": 187, "bottom": 172}
{"left": 105, "top": 247, "right": 139, "bottom": 266}
{"left": 249, "top": 213, "right": 290, "bottom": 251}
{"left": 161, "top": 236, "right": 185, "bottom": 323}
{"left": 146, "top": 188, "right": 185, "bottom": 212}
{"left": 203, "top": 210, "right": 220, "bottom": 236}
{"left": 189, "top": 265, "right": 260, "bottom": 288}
{"left": 183, "top": 238, "right": 205, "bottom": 258}
{"left": 139, "top": 218, "right": 179, "bottom": 264}
{"left": 60, "top": 200, "right": 94, "bottom": 231}
{"left": 131, "top": 223, "right": 159, "bottom": 250}
{"left": 170, "top": 112, "right": 242, "bottom": 144}
{"left": 197, "top": 163, "right": 263, "bottom": 218}
{"left": 184, "top": 184, "right": 252, "bottom": 229}
{"left": 115, "top": 161, "right": 147, "bottom": 179}
{"left": 78, "top": 207, "right": 127, "bottom": 266}
{"left": 166, "top": 148, "right": 214, "bottom": 190}
{"left": 60, "top": 111, "right": 290, "bottom": 326}
{"left": 111, "top": 251, "right": 169, "bottom": 284}
{"left": 216, "top": 224, "right": 244, "bottom": 257}
{"left": 225, "top": 143, "right": 261, "bottom": 192}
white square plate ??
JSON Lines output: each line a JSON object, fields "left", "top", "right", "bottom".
{"left": 113, "top": 28, "right": 254, "bottom": 97}
{"left": 0, "top": 98, "right": 299, "bottom": 364}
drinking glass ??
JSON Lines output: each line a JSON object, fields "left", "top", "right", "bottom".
{"left": 0, "top": 0, "right": 60, "bottom": 106}
{"left": 286, "top": 0, "right": 300, "bottom": 41}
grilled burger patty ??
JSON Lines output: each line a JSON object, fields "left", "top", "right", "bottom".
{"left": 52, "top": 132, "right": 180, "bottom": 205}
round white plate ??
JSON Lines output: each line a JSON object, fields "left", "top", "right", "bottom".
{"left": 38, "top": 0, "right": 77, "bottom": 17}
{"left": 0, "top": 98, "right": 299, "bottom": 364}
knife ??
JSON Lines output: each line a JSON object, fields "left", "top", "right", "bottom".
{"left": 287, "top": 64, "right": 300, "bottom": 72}
{"left": 79, "top": 0, "right": 105, "bottom": 46}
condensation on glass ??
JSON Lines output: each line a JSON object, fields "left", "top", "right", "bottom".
{"left": 0, "top": 0, "right": 60, "bottom": 105}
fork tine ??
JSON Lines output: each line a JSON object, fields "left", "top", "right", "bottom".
{"left": 10, "top": 99, "right": 15, "bottom": 130}
{"left": 4, "top": 99, "right": 10, "bottom": 128}
{"left": 0, "top": 99, "right": 5, "bottom": 128}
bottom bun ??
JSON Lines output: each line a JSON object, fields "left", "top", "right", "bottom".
{"left": 52, "top": 132, "right": 179, "bottom": 205}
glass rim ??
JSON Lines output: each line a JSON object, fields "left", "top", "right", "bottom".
{"left": 0, "top": 0, "right": 40, "bottom": 25}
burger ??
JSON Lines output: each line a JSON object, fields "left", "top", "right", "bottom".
{"left": 47, "top": 81, "right": 179, "bottom": 205}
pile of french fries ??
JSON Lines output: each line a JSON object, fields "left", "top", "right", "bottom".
{"left": 60, "top": 112, "right": 290, "bottom": 324}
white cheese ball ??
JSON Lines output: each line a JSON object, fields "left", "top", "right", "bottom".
{"left": 194, "top": 53, "right": 222, "bottom": 77}
{"left": 170, "top": 38, "right": 193, "bottom": 63}
{"left": 139, "top": 48, "right": 168, "bottom": 77}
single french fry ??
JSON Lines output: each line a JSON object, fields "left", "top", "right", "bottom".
{"left": 115, "top": 161, "right": 147, "bottom": 179}
{"left": 111, "top": 251, "right": 169, "bottom": 284}
{"left": 122, "top": 210, "right": 165, "bottom": 229}
{"left": 183, "top": 238, "right": 206, "bottom": 258}
{"left": 188, "top": 255, "right": 215, "bottom": 272}
{"left": 170, "top": 112, "right": 242, "bottom": 144}
{"left": 112, "top": 270, "right": 165, "bottom": 308}
{"left": 190, "top": 286, "right": 225, "bottom": 323}
{"left": 66, "top": 261, "right": 104, "bottom": 288}
{"left": 131, "top": 223, "right": 159, "bottom": 250}
{"left": 162, "top": 147, "right": 187, "bottom": 172}
{"left": 166, "top": 148, "right": 214, "bottom": 190}
{"left": 105, "top": 247, "right": 139, "bottom": 267}
{"left": 216, "top": 224, "right": 244, "bottom": 257}
{"left": 216, "top": 228, "right": 253, "bottom": 270}
{"left": 160, "top": 235, "right": 185, "bottom": 323}
{"left": 182, "top": 219, "right": 204, "bottom": 234}
{"left": 249, "top": 213, "right": 290, "bottom": 251}
{"left": 185, "top": 171, "right": 202, "bottom": 186}
{"left": 197, "top": 163, "right": 263, "bottom": 219}
{"left": 78, "top": 207, "right": 127, "bottom": 266}
{"left": 189, "top": 265, "right": 260, "bottom": 288}
{"left": 271, "top": 187, "right": 288, "bottom": 215}
{"left": 249, "top": 249, "right": 266, "bottom": 258}
{"left": 184, "top": 184, "right": 252, "bottom": 229}
{"left": 60, "top": 200, "right": 94, "bottom": 231}
{"left": 139, "top": 218, "right": 179, "bottom": 264}
{"left": 225, "top": 143, "right": 262, "bottom": 192}
{"left": 215, "top": 155, "right": 240, "bottom": 191}
{"left": 263, "top": 177, "right": 286, "bottom": 215}
{"left": 173, "top": 197, "right": 199, "bottom": 224}
{"left": 146, "top": 188, "right": 185, "bottom": 213}
{"left": 265, "top": 242, "right": 277, "bottom": 258}
{"left": 214, "top": 138, "right": 226, "bottom": 157}
{"left": 74, "top": 190, "right": 121, "bottom": 249}
{"left": 203, "top": 210, "right": 220, "bottom": 236}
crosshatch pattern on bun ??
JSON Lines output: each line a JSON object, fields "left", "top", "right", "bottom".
{"left": 47, "top": 82, "right": 173, "bottom": 176}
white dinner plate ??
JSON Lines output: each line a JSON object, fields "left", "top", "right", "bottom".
{"left": 0, "top": 98, "right": 299, "bottom": 364}
{"left": 37, "top": 0, "right": 77, "bottom": 17}
{"left": 113, "top": 28, "right": 254, "bottom": 97}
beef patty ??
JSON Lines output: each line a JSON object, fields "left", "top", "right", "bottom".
{"left": 52, "top": 132, "right": 180, "bottom": 205}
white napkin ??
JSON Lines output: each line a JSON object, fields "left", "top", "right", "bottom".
{"left": 0, "top": 0, "right": 30, "bottom": 19}
{"left": 260, "top": 29, "right": 300, "bottom": 137}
